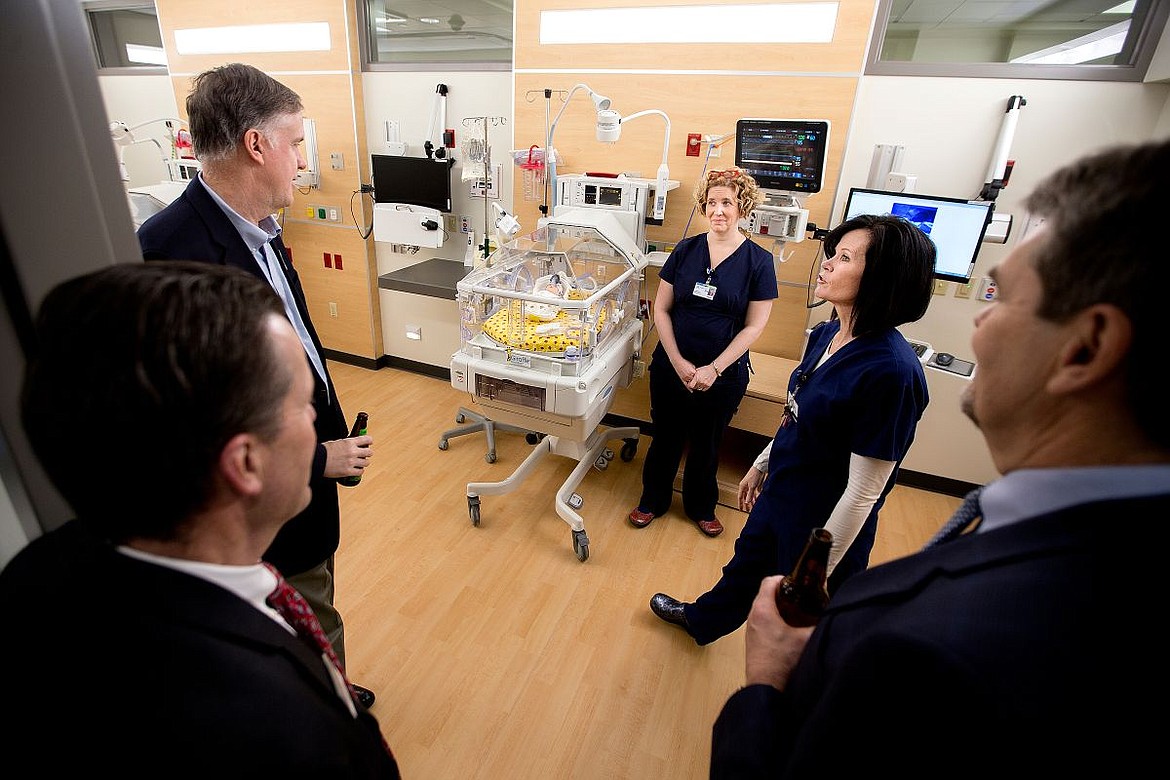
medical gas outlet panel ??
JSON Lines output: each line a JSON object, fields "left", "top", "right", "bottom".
{"left": 558, "top": 175, "right": 650, "bottom": 213}
{"left": 744, "top": 203, "right": 808, "bottom": 242}
{"left": 554, "top": 174, "right": 678, "bottom": 251}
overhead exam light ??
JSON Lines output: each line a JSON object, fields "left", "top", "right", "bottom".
{"left": 545, "top": 83, "right": 673, "bottom": 220}
{"left": 109, "top": 118, "right": 189, "bottom": 183}
{"left": 590, "top": 91, "right": 612, "bottom": 112}
{"left": 595, "top": 109, "right": 621, "bottom": 143}
{"left": 593, "top": 107, "right": 672, "bottom": 220}
{"left": 546, "top": 83, "right": 612, "bottom": 202}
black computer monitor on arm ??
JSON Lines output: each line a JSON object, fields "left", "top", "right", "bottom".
{"left": 842, "top": 187, "right": 994, "bottom": 284}
{"left": 735, "top": 118, "right": 830, "bottom": 197}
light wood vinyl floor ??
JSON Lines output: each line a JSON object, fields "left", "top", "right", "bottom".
{"left": 329, "top": 361, "right": 961, "bottom": 779}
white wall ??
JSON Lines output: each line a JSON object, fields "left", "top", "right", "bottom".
{"left": 360, "top": 71, "right": 515, "bottom": 274}
{"left": 824, "top": 76, "right": 1170, "bottom": 483}
{"left": 97, "top": 74, "right": 182, "bottom": 188}
{"left": 361, "top": 71, "right": 514, "bottom": 367}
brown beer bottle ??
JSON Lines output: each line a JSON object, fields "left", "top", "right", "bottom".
{"left": 339, "top": 411, "right": 368, "bottom": 487}
{"left": 775, "top": 528, "right": 832, "bottom": 627}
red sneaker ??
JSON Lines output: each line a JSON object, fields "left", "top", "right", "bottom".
{"left": 696, "top": 518, "right": 724, "bottom": 537}
{"left": 628, "top": 508, "right": 655, "bottom": 528}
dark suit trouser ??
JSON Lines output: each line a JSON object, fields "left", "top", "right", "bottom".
{"left": 286, "top": 556, "right": 346, "bottom": 668}
{"left": 638, "top": 364, "right": 747, "bottom": 522}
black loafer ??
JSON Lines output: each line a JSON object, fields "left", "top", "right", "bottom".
{"left": 650, "top": 593, "right": 688, "bottom": 629}
{"left": 353, "top": 683, "right": 376, "bottom": 708}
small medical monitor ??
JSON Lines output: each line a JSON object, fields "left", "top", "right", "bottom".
{"left": 842, "top": 188, "right": 994, "bottom": 284}
{"left": 371, "top": 154, "right": 452, "bottom": 213}
{"left": 734, "top": 119, "right": 830, "bottom": 195}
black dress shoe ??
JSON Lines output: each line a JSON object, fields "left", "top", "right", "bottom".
{"left": 650, "top": 593, "right": 689, "bottom": 629}
{"left": 352, "top": 684, "right": 376, "bottom": 708}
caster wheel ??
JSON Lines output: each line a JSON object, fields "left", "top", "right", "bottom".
{"left": 485, "top": 451, "right": 497, "bottom": 464}
{"left": 572, "top": 530, "right": 590, "bottom": 562}
{"left": 468, "top": 496, "right": 481, "bottom": 527}
{"left": 525, "top": 433, "right": 540, "bottom": 445}
{"left": 620, "top": 440, "right": 637, "bottom": 461}
{"left": 456, "top": 413, "right": 466, "bottom": 424}
{"left": 438, "top": 439, "right": 449, "bottom": 451}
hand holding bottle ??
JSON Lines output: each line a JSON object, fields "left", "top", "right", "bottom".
{"left": 775, "top": 528, "right": 832, "bottom": 627}
{"left": 325, "top": 412, "right": 372, "bottom": 485}
{"left": 744, "top": 575, "right": 815, "bottom": 691}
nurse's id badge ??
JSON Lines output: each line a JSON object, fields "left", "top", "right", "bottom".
{"left": 692, "top": 281, "right": 717, "bottom": 300}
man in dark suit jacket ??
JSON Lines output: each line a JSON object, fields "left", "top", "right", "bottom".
{"left": 710, "top": 139, "right": 1170, "bottom": 777}
{"left": 2, "top": 263, "right": 398, "bottom": 776}
{"left": 137, "top": 63, "right": 375, "bottom": 706}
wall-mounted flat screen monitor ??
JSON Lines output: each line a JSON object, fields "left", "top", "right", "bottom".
{"left": 371, "top": 154, "right": 452, "bottom": 213}
{"left": 734, "top": 118, "right": 830, "bottom": 194}
{"left": 842, "top": 188, "right": 994, "bottom": 284}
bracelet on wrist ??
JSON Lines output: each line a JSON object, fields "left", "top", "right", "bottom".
{"left": 711, "top": 363, "right": 722, "bottom": 376}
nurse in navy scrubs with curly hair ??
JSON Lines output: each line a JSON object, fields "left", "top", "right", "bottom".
{"left": 628, "top": 168, "right": 777, "bottom": 538}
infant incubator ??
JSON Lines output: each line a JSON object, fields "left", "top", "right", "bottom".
{"left": 450, "top": 208, "right": 647, "bottom": 561}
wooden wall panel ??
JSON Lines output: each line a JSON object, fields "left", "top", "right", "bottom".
{"left": 155, "top": 0, "right": 352, "bottom": 75}
{"left": 515, "top": 0, "right": 877, "bottom": 73}
{"left": 515, "top": 0, "right": 874, "bottom": 420}
{"left": 513, "top": 72, "right": 856, "bottom": 366}
{"left": 154, "top": 0, "right": 382, "bottom": 361}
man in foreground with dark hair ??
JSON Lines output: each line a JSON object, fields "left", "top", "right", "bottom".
{"left": 711, "top": 138, "right": 1169, "bottom": 777}
{"left": 1, "top": 262, "right": 399, "bottom": 776}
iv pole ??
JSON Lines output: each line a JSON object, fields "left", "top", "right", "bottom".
{"left": 464, "top": 116, "right": 506, "bottom": 260}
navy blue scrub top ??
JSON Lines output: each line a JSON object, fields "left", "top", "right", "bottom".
{"left": 654, "top": 234, "right": 778, "bottom": 371}
{"left": 758, "top": 320, "right": 930, "bottom": 575}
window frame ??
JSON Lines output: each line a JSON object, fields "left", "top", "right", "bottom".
{"left": 83, "top": 1, "right": 167, "bottom": 75}
{"left": 357, "top": 0, "right": 513, "bottom": 72}
{"left": 866, "top": 0, "right": 1170, "bottom": 82}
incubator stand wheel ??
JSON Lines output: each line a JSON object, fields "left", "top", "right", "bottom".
{"left": 455, "top": 412, "right": 467, "bottom": 424}
{"left": 468, "top": 495, "right": 481, "bottom": 526}
{"left": 525, "top": 433, "right": 541, "bottom": 445}
{"left": 438, "top": 438, "right": 450, "bottom": 451}
{"left": 485, "top": 450, "right": 497, "bottom": 464}
{"left": 572, "top": 529, "right": 590, "bottom": 562}
{"left": 620, "top": 438, "right": 638, "bottom": 462}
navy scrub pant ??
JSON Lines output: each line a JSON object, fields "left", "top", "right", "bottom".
{"left": 683, "top": 493, "right": 872, "bottom": 646}
{"left": 637, "top": 361, "right": 748, "bottom": 522}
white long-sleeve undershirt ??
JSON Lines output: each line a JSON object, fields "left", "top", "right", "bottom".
{"left": 747, "top": 443, "right": 895, "bottom": 574}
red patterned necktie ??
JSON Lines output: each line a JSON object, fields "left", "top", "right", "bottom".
{"left": 262, "top": 562, "right": 357, "bottom": 701}
{"left": 262, "top": 563, "right": 396, "bottom": 761}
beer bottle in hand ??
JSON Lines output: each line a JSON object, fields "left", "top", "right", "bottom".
{"left": 339, "top": 411, "right": 368, "bottom": 487}
{"left": 776, "top": 528, "right": 832, "bottom": 627}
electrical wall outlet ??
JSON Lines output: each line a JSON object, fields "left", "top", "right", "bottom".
{"left": 459, "top": 215, "right": 473, "bottom": 233}
{"left": 977, "top": 276, "right": 998, "bottom": 301}
{"left": 703, "top": 135, "right": 722, "bottom": 158}
{"left": 954, "top": 281, "right": 974, "bottom": 299}
{"left": 306, "top": 204, "right": 340, "bottom": 222}
{"left": 933, "top": 279, "right": 949, "bottom": 296}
